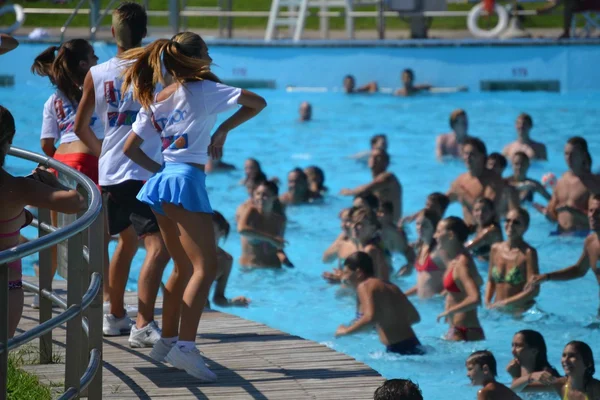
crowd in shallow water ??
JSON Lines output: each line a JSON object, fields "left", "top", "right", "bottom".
{"left": 2, "top": 6, "right": 600, "bottom": 398}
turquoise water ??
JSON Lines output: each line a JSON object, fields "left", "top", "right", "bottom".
{"left": 3, "top": 44, "right": 600, "bottom": 399}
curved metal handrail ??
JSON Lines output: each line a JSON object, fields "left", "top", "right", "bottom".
{"left": 0, "top": 146, "right": 104, "bottom": 400}
{"left": 0, "top": 147, "right": 102, "bottom": 266}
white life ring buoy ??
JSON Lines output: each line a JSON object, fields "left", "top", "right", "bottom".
{"left": 467, "top": 3, "right": 509, "bottom": 39}
{"left": 0, "top": 4, "right": 26, "bottom": 34}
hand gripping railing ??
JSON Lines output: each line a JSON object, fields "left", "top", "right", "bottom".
{"left": 0, "top": 147, "right": 104, "bottom": 400}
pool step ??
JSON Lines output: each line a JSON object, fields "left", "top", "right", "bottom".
{"left": 0, "top": 75, "right": 14, "bottom": 87}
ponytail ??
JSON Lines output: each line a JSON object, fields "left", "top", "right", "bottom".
{"left": 0, "top": 106, "right": 16, "bottom": 168}
{"left": 120, "top": 38, "right": 219, "bottom": 110}
{"left": 31, "top": 45, "right": 59, "bottom": 83}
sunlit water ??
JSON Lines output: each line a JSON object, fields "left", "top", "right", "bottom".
{"left": 2, "top": 43, "right": 600, "bottom": 399}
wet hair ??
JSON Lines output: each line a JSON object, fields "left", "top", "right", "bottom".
{"left": 31, "top": 39, "right": 93, "bottom": 104}
{"left": 0, "top": 106, "right": 16, "bottom": 168}
{"left": 120, "top": 34, "right": 219, "bottom": 110}
{"left": 373, "top": 379, "right": 423, "bottom": 400}
{"left": 380, "top": 201, "right": 394, "bottom": 217}
{"left": 402, "top": 68, "right": 414, "bottom": 79}
{"left": 449, "top": 109, "right": 467, "bottom": 128}
{"left": 463, "top": 137, "right": 488, "bottom": 158}
{"left": 354, "top": 192, "right": 379, "bottom": 211}
{"left": 513, "top": 207, "right": 530, "bottom": 230}
{"left": 488, "top": 152, "right": 507, "bottom": 171}
{"left": 565, "top": 341, "right": 595, "bottom": 388}
{"left": 427, "top": 192, "right": 450, "bottom": 216}
{"left": 344, "top": 251, "right": 374, "bottom": 277}
{"left": 474, "top": 197, "right": 497, "bottom": 227}
{"left": 349, "top": 205, "right": 382, "bottom": 230}
{"left": 372, "top": 148, "right": 390, "bottom": 165}
{"left": 246, "top": 172, "right": 267, "bottom": 195}
{"left": 344, "top": 74, "right": 355, "bottom": 82}
{"left": 515, "top": 330, "right": 560, "bottom": 377}
{"left": 211, "top": 210, "right": 230, "bottom": 240}
{"left": 289, "top": 167, "right": 308, "bottom": 186}
{"left": 567, "top": 136, "right": 593, "bottom": 170}
{"left": 422, "top": 209, "right": 441, "bottom": 232}
{"left": 370, "top": 134, "right": 387, "bottom": 147}
{"left": 513, "top": 151, "right": 530, "bottom": 164}
{"left": 112, "top": 2, "right": 148, "bottom": 49}
{"left": 443, "top": 216, "right": 470, "bottom": 243}
{"left": 468, "top": 350, "right": 498, "bottom": 377}
{"left": 305, "top": 165, "right": 326, "bottom": 191}
{"left": 258, "top": 180, "right": 279, "bottom": 197}
{"left": 518, "top": 112, "right": 533, "bottom": 128}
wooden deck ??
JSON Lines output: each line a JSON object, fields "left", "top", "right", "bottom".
{"left": 16, "top": 278, "right": 383, "bottom": 399}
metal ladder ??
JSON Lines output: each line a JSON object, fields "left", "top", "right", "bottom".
{"left": 265, "top": 0, "right": 310, "bottom": 41}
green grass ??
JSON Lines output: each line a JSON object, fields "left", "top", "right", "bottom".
{"left": 1, "top": 0, "right": 566, "bottom": 31}
{"left": 7, "top": 350, "right": 52, "bottom": 400}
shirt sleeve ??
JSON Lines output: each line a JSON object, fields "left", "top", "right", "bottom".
{"left": 40, "top": 96, "right": 60, "bottom": 140}
{"left": 132, "top": 107, "right": 160, "bottom": 142}
{"left": 202, "top": 81, "right": 242, "bottom": 115}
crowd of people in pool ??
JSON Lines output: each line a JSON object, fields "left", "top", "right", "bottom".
{"left": 1, "top": 2, "right": 600, "bottom": 398}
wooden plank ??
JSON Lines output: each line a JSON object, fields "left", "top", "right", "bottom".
{"left": 16, "top": 276, "right": 384, "bottom": 399}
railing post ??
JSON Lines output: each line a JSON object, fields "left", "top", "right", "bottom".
{"left": 89, "top": 0, "right": 100, "bottom": 33}
{"left": 77, "top": 187, "right": 89, "bottom": 397}
{"left": 37, "top": 207, "right": 53, "bottom": 364}
{"left": 65, "top": 227, "right": 84, "bottom": 397}
{"left": 169, "top": 0, "right": 181, "bottom": 36}
{"left": 226, "top": 0, "right": 233, "bottom": 38}
{"left": 86, "top": 204, "right": 104, "bottom": 400}
{"left": 0, "top": 263, "right": 8, "bottom": 399}
{"left": 320, "top": 0, "right": 329, "bottom": 39}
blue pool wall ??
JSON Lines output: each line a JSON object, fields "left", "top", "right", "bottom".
{"left": 1, "top": 40, "right": 600, "bottom": 93}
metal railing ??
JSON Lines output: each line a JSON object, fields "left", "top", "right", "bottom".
{"left": 0, "top": 147, "right": 104, "bottom": 400}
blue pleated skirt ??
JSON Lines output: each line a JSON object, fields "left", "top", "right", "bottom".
{"left": 136, "top": 162, "right": 213, "bottom": 216}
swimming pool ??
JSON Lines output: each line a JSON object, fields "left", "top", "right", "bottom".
{"left": 3, "top": 42, "right": 600, "bottom": 399}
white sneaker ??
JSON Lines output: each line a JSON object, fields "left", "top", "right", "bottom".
{"left": 103, "top": 302, "right": 138, "bottom": 318}
{"left": 129, "top": 321, "right": 162, "bottom": 348}
{"left": 149, "top": 339, "right": 175, "bottom": 362}
{"left": 164, "top": 345, "right": 217, "bottom": 382}
{"left": 103, "top": 314, "right": 133, "bottom": 336}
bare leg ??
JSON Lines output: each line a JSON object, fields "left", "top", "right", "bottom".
{"left": 162, "top": 203, "right": 217, "bottom": 342}
{"left": 562, "top": 0, "right": 575, "bottom": 37}
{"left": 153, "top": 212, "right": 193, "bottom": 339}
{"left": 108, "top": 226, "right": 138, "bottom": 318}
{"left": 135, "top": 232, "right": 170, "bottom": 328}
{"left": 103, "top": 208, "right": 111, "bottom": 302}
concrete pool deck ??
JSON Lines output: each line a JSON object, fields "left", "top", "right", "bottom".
{"left": 15, "top": 277, "right": 384, "bottom": 399}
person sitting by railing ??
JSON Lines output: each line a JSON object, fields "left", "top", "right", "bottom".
{"left": 537, "top": 0, "right": 600, "bottom": 38}
{"left": 0, "top": 33, "right": 18, "bottom": 56}
{"left": 0, "top": 105, "right": 86, "bottom": 338}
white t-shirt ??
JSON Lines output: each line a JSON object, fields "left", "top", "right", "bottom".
{"left": 90, "top": 57, "right": 161, "bottom": 186}
{"left": 132, "top": 80, "right": 241, "bottom": 165}
{"left": 40, "top": 90, "right": 104, "bottom": 145}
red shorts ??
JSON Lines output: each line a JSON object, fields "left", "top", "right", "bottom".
{"left": 52, "top": 153, "right": 99, "bottom": 188}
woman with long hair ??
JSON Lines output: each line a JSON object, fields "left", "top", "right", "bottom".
{"left": 0, "top": 105, "right": 85, "bottom": 337}
{"left": 507, "top": 329, "right": 560, "bottom": 393}
{"left": 121, "top": 32, "right": 266, "bottom": 380}
{"left": 466, "top": 197, "right": 503, "bottom": 261}
{"left": 435, "top": 216, "right": 485, "bottom": 341}
{"left": 530, "top": 341, "right": 600, "bottom": 399}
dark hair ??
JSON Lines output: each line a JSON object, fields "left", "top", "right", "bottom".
{"left": 31, "top": 39, "right": 93, "bottom": 104}
{"left": 518, "top": 112, "right": 533, "bottom": 128}
{"left": 565, "top": 341, "right": 595, "bottom": 387}
{"left": 372, "top": 148, "right": 390, "bottom": 165}
{"left": 344, "top": 251, "right": 374, "bottom": 277}
{"left": 514, "top": 207, "right": 530, "bottom": 230}
{"left": 567, "top": 136, "right": 593, "bottom": 171}
{"left": 474, "top": 197, "right": 497, "bottom": 228}
{"left": 515, "top": 330, "right": 560, "bottom": 377}
{"left": 290, "top": 167, "right": 308, "bottom": 182}
{"left": 344, "top": 74, "right": 355, "bottom": 82}
{"left": 444, "top": 216, "right": 470, "bottom": 243}
{"left": 513, "top": 151, "right": 530, "bottom": 164}
{"left": 463, "top": 137, "right": 488, "bottom": 158}
{"left": 373, "top": 379, "right": 423, "bottom": 400}
{"left": 468, "top": 350, "right": 498, "bottom": 377}
{"left": 427, "top": 192, "right": 450, "bottom": 215}
{"left": 112, "top": 1, "right": 148, "bottom": 49}
{"left": 211, "top": 210, "right": 230, "bottom": 240}
{"left": 305, "top": 165, "right": 325, "bottom": 190}
{"left": 402, "top": 68, "right": 414, "bottom": 79}
{"left": 245, "top": 172, "right": 267, "bottom": 195}
{"left": 488, "top": 152, "right": 507, "bottom": 170}
{"left": 258, "top": 180, "right": 280, "bottom": 197}
{"left": 592, "top": 193, "right": 600, "bottom": 202}
{"left": 380, "top": 201, "right": 394, "bottom": 216}
{"left": 355, "top": 192, "right": 380, "bottom": 211}
{"left": 370, "top": 134, "right": 387, "bottom": 147}
{"left": 0, "top": 106, "right": 16, "bottom": 168}
{"left": 349, "top": 205, "right": 382, "bottom": 230}
{"left": 422, "top": 209, "right": 441, "bottom": 231}
{"left": 449, "top": 109, "right": 467, "bottom": 128}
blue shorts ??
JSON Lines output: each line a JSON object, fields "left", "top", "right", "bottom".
{"left": 386, "top": 337, "right": 425, "bottom": 356}
{"left": 137, "top": 162, "right": 213, "bottom": 216}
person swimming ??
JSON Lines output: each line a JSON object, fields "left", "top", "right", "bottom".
{"left": 280, "top": 167, "right": 322, "bottom": 205}
{"left": 466, "top": 197, "right": 503, "bottom": 261}
{"left": 485, "top": 208, "right": 539, "bottom": 314}
{"left": 506, "top": 152, "right": 552, "bottom": 203}
{"left": 349, "top": 133, "right": 388, "bottom": 164}
{"left": 299, "top": 101, "right": 312, "bottom": 121}
{"left": 436, "top": 109, "right": 470, "bottom": 160}
{"left": 394, "top": 69, "right": 431, "bottom": 97}
{"left": 343, "top": 74, "right": 378, "bottom": 94}
{"left": 466, "top": 351, "right": 522, "bottom": 400}
{"left": 304, "top": 165, "right": 327, "bottom": 195}
{"left": 502, "top": 113, "right": 548, "bottom": 162}
{"left": 322, "top": 208, "right": 359, "bottom": 283}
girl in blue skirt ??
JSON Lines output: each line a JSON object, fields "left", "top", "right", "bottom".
{"left": 120, "top": 32, "right": 267, "bottom": 381}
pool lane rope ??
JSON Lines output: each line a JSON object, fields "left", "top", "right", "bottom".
{"left": 0, "top": 4, "right": 26, "bottom": 34}
{"left": 467, "top": 2, "right": 509, "bottom": 38}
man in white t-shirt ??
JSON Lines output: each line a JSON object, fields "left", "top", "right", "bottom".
{"left": 73, "top": 2, "right": 168, "bottom": 348}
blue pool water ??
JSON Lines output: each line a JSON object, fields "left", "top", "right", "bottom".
{"left": 2, "top": 43, "right": 600, "bottom": 399}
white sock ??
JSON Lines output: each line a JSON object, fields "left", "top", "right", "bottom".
{"left": 161, "top": 336, "right": 178, "bottom": 346}
{"left": 176, "top": 340, "right": 196, "bottom": 352}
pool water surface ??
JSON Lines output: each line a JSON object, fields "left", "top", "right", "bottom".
{"left": 2, "top": 43, "right": 600, "bottom": 399}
